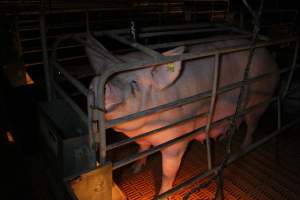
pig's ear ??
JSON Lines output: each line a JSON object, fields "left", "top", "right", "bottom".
{"left": 85, "top": 34, "right": 115, "bottom": 74}
{"left": 151, "top": 46, "right": 185, "bottom": 90}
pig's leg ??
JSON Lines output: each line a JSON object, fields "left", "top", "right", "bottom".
{"left": 242, "top": 106, "right": 266, "bottom": 148}
{"left": 159, "top": 143, "right": 187, "bottom": 194}
{"left": 132, "top": 142, "right": 151, "bottom": 173}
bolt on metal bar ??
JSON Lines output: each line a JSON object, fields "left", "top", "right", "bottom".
{"left": 51, "top": 60, "right": 89, "bottom": 96}
{"left": 157, "top": 118, "right": 300, "bottom": 199}
{"left": 53, "top": 82, "right": 88, "bottom": 124}
{"left": 107, "top": 112, "right": 208, "bottom": 151}
{"left": 204, "top": 53, "right": 220, "bottom": 170}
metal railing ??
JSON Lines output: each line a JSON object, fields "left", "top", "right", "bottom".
{"left": 50, "top": 24, "right": 299, "bottom": 199}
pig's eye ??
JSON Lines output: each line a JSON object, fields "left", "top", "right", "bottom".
{"left": 130, "top": 80, "right": 139, "bottom": 95}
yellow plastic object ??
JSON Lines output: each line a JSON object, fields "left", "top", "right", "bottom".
{"left": 70, "top": 163, "right": 126, "bottom": 200}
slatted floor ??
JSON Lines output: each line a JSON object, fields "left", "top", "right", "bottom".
{"left": 114, "top": 124, "right": 300, "bottom": 200}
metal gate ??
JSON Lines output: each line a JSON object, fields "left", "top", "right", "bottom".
{"left": 49, "top": 23, "right": 299, "bottom": 199}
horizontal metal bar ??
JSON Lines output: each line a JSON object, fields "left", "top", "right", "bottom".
{"left": 147, "top": 34, "right": 252, "bottom": 50}
{"left": 6, "top": 7, "right": 132, "bottom": 16}
{"left": 141, "top": 23, "right": 213, "bottom": 33}
{"left": 107, "top": 112, "right": 208, "bottom": 151}
{"left": 55, "top": 23, "right": 214, "bottom": 40}
{"left": 51, "top": 61, "right": 89, "bottom": 96}
{"left": 100, "top": 37, "right": 299, "bottom": 78}
{"left": 106, "top": 65, "right": 297, "bottom": 129}
{"left": 53, "top": 82, "right": 88, "bottom": 124}
{"left": 139, "top": 27, "right": 230, "bottom": 38}
{"left": 215, "top": 23, "right": 270, "bottom": 41}
{"left": 157, "top": 118, "right": 300, "bottom": 199}
{"left": 25, "top": 55, "right": 87, "bottom": 67}
{"left": 106, "top": 33, "right": 163, "bottom": 59}
{"left": 111, "top": 96, "right": 277, "bottom": 170}
{"left": 261, "top": 9, "right": 298, "bottom": 14}
{"left": 20, "top": 35, "right": 58, "bottom": 42}
{"left": 24, "top": 44, "right": 83, "bottom": 54}
{"left": 24, "top": 34, "right": 250, "bottom": 56}
{"left": 184, "top": 0, "right": 229, "bottom": 2}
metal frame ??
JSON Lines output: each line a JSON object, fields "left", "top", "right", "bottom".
{"left": 49, "top": 23, "right": 299, "bottom": 199}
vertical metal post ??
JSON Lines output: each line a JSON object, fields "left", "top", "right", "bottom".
{"left": 275, "top": 97, "right": 282, "bottom": 162}
{"left": 204, "top": 53, "right": 220, "bottom": 170}
{"left": 97, "top": 74, "right": 109, "bottom": 165}
{"left": 277, "top": 97, "right": 282, "bottom": 130}
{"left": 283, "top": 39, "right": 299, "bottom": 97}
{"left": 40, "top": 14, "right": 52, "bottom": 101}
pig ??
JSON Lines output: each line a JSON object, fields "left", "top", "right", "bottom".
{"left": 86, "top": 34, "right": 279, "bottom": 194}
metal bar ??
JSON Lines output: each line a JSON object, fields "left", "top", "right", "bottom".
{"left": 40, "top": 14, "right": 52, "bottom": 101}
{"left": 87, "top": 90, "right": 96, "bottom": 150}
{"left": 74, "top": 35, "right": 123, "bottom": 64}
{"left": 112, "top": 96, "right": 278, "bottom": 170}
{"left": 5, "top": 7, "right": 132, "bottom": 16}
{"left": 27, "top": 34, "right": 249, "bottom": 56}
{"left": 157, "top": 118, "right": 300, "bottom": 199}
{"left": 94, "top": 76, "right": 107, "bottom": 165}
{"left": 53, "top": 82, "right": 88, "bottom": 124}
{"left": 25, "top": 55, "right": 87, "bottom": 67}
{"left": 277, "top": 97, "right": 282, "bottom": 130}
{"left": 147, "top": 34, "right": 252, "bottom": 50}
{"left": 51, "top": 61, "right": 89, "bottom": 96}
{"left": 105, "top": 33, "right": 163, "bottom": 59}
{"left": 140, "top": 23, "right": 213, "bottom": 33}
{"left": 106, "top": 65, "right": 297, "bottom": 129}
{"left": 100, "top": 37, "right": 298, "bottom": 75}
{"left": 204, "top": 53, "right": 220, "bottom": 170}
{"left": 107, "top": 112, "right": 208, "bottom": 151}
{"left": 282, "top": 39, "right": 299, "bottom": 97}
{"left": 215, "top": 23, "right": 270, "bottom": 41}
{"left": 24, "top": 44, "right": 83, "bottom": 54}
{"left": 21, "top": 35, "right": 58, "bottom": 42}
{"left": 53, "top": 23, "right": 214, "bottom": 40}
{"left": 138, "top": 27, "right": 230, "bottom": 38}
{"left": 26, "top": 32, "right": 251, "bottom": 68}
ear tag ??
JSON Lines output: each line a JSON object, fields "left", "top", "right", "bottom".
{"left": 167, "top": 63, "right": 175, "bottom": 72}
